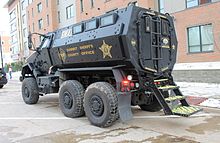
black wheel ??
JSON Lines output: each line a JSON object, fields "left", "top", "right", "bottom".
{"left": 84, "top": 82, "right": 118, "bottom": 127}
{"left": 22, "top": 77, "right": 39, "bottom": 104}
{"left": 0, "top": 85, "right": 3, "bottom": 88}
{"left": 59, "top": 80, "right": 85, "bottom": 118}
{"left": 139, "top": 97, "right": 162, "bottom": 112}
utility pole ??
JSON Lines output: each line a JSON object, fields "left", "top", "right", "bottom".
{"left": 0, "top": 35, "right": 4, "bottom": 68}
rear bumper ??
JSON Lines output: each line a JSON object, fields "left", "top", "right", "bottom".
{"left": 0, "top": 77, "right": 7, "bottom": 85}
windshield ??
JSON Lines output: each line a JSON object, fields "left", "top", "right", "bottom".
{"left": 41, "top": 38, "right": 51, "bottom": 49}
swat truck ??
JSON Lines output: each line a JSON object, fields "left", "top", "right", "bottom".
{"left": 21, "top": 5, "right": 202, "bottom": 127}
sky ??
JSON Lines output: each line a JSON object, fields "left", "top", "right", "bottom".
{"left": 0, "top": 0, "right": 10, "bottom": 35}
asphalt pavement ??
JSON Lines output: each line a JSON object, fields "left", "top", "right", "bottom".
{"left": 0, "top": 74, "right": 220, "bottom": 143}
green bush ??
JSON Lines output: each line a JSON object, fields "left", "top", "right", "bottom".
{"left": 4, "top": 61, "right": 24, "bottom": 72}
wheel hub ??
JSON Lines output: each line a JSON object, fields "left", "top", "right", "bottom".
{"left": 63, "top": 92, "right": 73, "bottom": 109}
{"left": 90, "top": 95, "right": 104, "bottom": 117}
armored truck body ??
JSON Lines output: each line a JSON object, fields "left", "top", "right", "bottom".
{"left": 21, "top": 5, "right": 201, "bottom": 127}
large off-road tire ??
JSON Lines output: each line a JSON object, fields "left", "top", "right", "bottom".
{"left": 139, "top": 97, "right": 162, "bottom": 112}
{"left": 0, "top": 85, "right": 4, "bottom": 88}
{"left": 84, "top": 82, "right": 118, "bottom": 127}
{"left": 59, "top": 80, "right": 85, "bottom": 118}
{"left": 22, "top": 77, "right": 39, "bottom": 104}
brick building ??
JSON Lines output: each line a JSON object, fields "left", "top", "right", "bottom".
{"left": 76, "top": 0, "right": 157, "bottom": 22}
{"left": 159, "top": 0, "right": 220, "bottom": 83}
{"left": 26, "top": 0, "right": 58, "bottom": 45}
{"left": 0, "top": 31, "right": 12, "bottom": 65}
{"left": 5, "top": 0, "right": 24, "bottom": 61}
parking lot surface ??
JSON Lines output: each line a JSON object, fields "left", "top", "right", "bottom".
{"left": 0, "top": 78, "right": 220, "bottom": 143}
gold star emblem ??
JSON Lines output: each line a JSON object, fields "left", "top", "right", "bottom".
{"left": 59, "top": 48, "right": 67, "bottom": 62}
{"left": 99, "top": 40, "right": 112, "bottom": 59}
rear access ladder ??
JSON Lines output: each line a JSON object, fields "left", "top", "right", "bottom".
{"left": 149, "top": 78, "right": 202, "bottom": 116}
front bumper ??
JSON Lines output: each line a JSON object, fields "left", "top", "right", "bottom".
{"left": 0, "top": 77, "right": 8, "bottom": 85}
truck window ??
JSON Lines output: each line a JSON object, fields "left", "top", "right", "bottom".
{"left": 85, "top": 19, "right": 97, "bottom": 31}
{"left": 41, "top": 38, "right": 50, "bottom": 49}
{"left": 73, "top": 24, "right": 83, "bottom": 34}
{"left": 100, "top": 14, "right": 116, "bottom": 27}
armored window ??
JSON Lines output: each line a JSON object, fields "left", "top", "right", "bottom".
{"left": 73, "top": 24, "right": 83, "bottom": 34}
{"left": 187, "top": 24, "right": 213, "bottom": 53}
{"left": 100, "top": 14, "right": 117, "bottom": 27}
{"left": 85, "top": 19, "right": 97, "bottom": 31}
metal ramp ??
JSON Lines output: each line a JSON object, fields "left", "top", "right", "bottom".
{"left": 150, "top": 78, "right": 202, "bottom": 117}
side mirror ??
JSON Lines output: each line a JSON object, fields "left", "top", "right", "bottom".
{"left": 28, "top": 33, "right": 32, "bottom": 49}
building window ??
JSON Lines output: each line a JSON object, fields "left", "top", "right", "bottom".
{"left": 91, "top": 0, "right": 94, "bottom": 8}
{"left": 80, "top": 0, "right": 84, "bottom": 12}
{"left": 186, "top": 0, "right": 212, "bottom": 8}
{"left": 9, "top": 10, "right": 16, "bottom": 21}
{"left": 10, "top": 23, "right": 16, "bottom": 32}
{"left": 159, "top": 0, "right": 165, "bottom": 13}
{"left": 28, "top": 0, "right": 33, "bottom": 5}
{"left": 57, "top": 0, "right": 59, "bottom": 5}
{"left": 187, "top": 24, "right": 213, "bottom": 53}
{"left": 23, "top": 28, "right": 27, "bottom": 37}
{"left": 32, "top": 23, "right": 35, "bottom": 32}
{"left": 47, "top": 15, "right": 50, "bottom": 26}
{"left": 37, "top": 3, "right": 42, "bottom": 13}
{"left": 46, "top": 0, "right": 49, "bottom": 7}
{"left": 66, "top": 5, "right": 74, "bottom": 19}
{"left": 58, "top": 11, "right": 61, "bottom": 23}
{"left": 28, "top": 11, "right": 30, "bottom": 20}
{"left": 21, "top": 1, "right": 25, "bottom": 10}
{"left": 38, "top": 19, "right": 43, "bottom": 30}
{"left": 32, "top": 8, "right": 34, "bottom": 17}
{"left": 22, "top": 15, "right": 25, "bottom": 24}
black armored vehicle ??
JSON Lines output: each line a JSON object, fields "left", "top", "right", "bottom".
{"left": 20, "top": 5, "right": 202, "bottom": 127}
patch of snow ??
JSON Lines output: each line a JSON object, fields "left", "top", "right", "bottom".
{"left": 177, "top": 82, "right": 220, "bottom": 98}
{"left": 200, "top": 98, "right": 220, "bottom": 109}
{"left": 174, "top": 61, "right": 220, "bottom": 70}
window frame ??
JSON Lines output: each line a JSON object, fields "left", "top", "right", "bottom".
{"left": 80, "top": 0, "right": 84, "bottom": 12}
{"left": 66, "top": 4, "right": 74, "bottom": 19}
{"left": 37, "top": 2, "right": 42, "bottom": 13}
{"left": 187, "top": 24, "right": 214, "bottom": 53}
{"left": 38, "top": 19, "right": 43, "bottom": 30}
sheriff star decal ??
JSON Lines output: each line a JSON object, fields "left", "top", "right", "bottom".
{"left": 99, "top": 40, "right": 113, "bottom": 59}
{"left": 59, "top": 48, "right": 67, "bottom": 62}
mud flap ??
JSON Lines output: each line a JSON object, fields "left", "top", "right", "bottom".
{"left": 118, "top": 92, "right": 133, "bottom": 122}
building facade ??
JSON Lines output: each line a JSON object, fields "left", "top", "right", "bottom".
{"left": 0, "top": 31, "right": 12, "bottom": 65}
{"left": 4, "top": 0, "right": 30, "bottom": 61}
{"left": 5, "top": 0, "right": 21, "bottom": 61}
{"left": 76, "top": 0, "right": 158, "bottom": 22}
{"left": 20, "top": 0, "right": 29, "bottom": 58}
{"left": 26, "top": 0, "right": 58, "bottom": 46}
{"left": 57, "top": 0, "right": 76, "bottom": 28}
{"left": 159, "top": 0, "right": 220, "bottom": 83}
